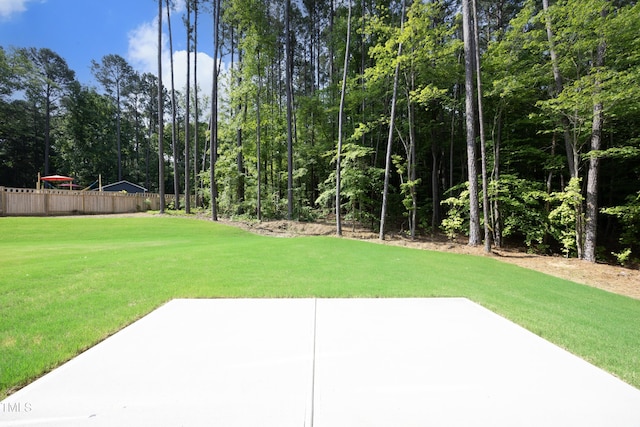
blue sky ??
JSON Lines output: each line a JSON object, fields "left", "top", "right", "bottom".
{"left": 0, "top": 0, "right": 215, "bottom": 95}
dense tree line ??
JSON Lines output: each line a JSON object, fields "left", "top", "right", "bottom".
{"left": 1, "top": 0, "right": 639, "bottom": 264}
{"left": 0, "top": 46, "right": 165, "bottom": 193}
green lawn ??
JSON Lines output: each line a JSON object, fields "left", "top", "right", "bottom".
{"left": 1, "top": 215, "right": 639, "bottom": 398}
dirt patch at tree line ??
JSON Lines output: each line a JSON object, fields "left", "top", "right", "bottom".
{"left": 219, "top": 217, "right": 640, "bottom": 301}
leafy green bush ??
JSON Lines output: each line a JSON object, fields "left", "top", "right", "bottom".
{"left": 440, "top": 183, "right": 470, "bottom": 240}
{"left": 602, "top": 191, "right": 640, "bottom": 265}
{"left": 316, "top": 142, "right": 383, "bottom": 224}
{"left": 548, "top": 178, "right": 584, "bottom": 257}
{"left": 441, "top": 176, "right": 549, "bottom": 250}
{"left": 490, "top": 175, "right": 549, "bottom": 251}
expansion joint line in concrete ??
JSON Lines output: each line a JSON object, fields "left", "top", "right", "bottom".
{"left": 308, "top": 298, "right": 318, "bottom": 427}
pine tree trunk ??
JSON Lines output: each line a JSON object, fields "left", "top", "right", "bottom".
{"left": 492, "top": 107, "right": 503, "bottom": 248}
{"left": 379, "top": 0, "right": 406, "bottom": 241}
{"left": 166, "top": 0, "right": 180, "bottom": 210}
{"left": 184, "top": 0, "right": 192, "bottom": 214}
{"left": 472, "top": 0, "right": 491, "bottom": 253}
{"left": 432, "top": 127, "right": 440, "bottom": 231}
{"left": 462, "top": 0, "right": 481, "bottom": 245}
{"left": 542, "top": 0, "right": 586, "bottom": 256}
{"left": 210, "top": 0, "right": 221, "bottom": 221}
{"left": 44, "top": 92, "right": 51, "bottom": 176}
{"left": 146, "top": 106, "right": 151, "bottom": 191}
{"left": 234, "top": 30, "right": 245, "bottom": 210}
{"left": 407, "top": 67, "right": 417, "bottom": 240}
{"left": 542, "top": 0, "right": 579, "bottom": 180}
{"left": 193, "top": 0, "right": 200, "bottom": 208}
{"left": 336, "top": 0, "right": 352, "bottom": 236}
{"left": 116, "top": 86, "right": 122, "bottom": 181}
{"left": 256, "top": 51, "right": 263, "bottom": 221}
{"left": 584, "top": 27, "right": 607, "bottom": 263}
{"left": 285, "top": 0, "right": 294, "bottom": 220}
{"left": 158, "top": 0, "right": 165, "bottom": 213}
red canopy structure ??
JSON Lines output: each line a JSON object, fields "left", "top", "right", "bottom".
{"left": 37, "top": 174, "right": 74, "bottom": 190}
{"left": 40, "top": 175, "right": 74, "bottom": 182}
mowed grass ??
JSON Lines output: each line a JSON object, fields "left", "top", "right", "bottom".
{"left": 1, "top": 215, "right": 639, "bottom": 398}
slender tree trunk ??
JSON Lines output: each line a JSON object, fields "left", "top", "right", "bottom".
{"left": 542, "top": 0, "right": 578, "bottom": 179}
{"left": 432, "top": 131, "right": 440, "bottom": 232}
{"left": 542, "top": 0, "right": 584, "bottom": 258}
{"left": 329, "top": 0, "right": 335, "bottom": 89}
{"left": 44, "top": 91, "right": 51, "bottom": 175}
{"left": 492, "top": 106, "right": 503, "bottom": 247}
{"left": 336, "top": 0, "right": 352, "bottom": 236}
{"left": 116, "top": 86, "right": 122, "bottom": 181}
{"left": 184, "top": 0, "right": 192, "bottom": 214}
{"left": 584, "top": 21, "right": 607, "bottom": 263}
{"left": 166, "top": 0, "right": 180, "bottom": 210}
{"left": 316, "top": 6, "right": 321, "bottom": 90}
{"left": 237, "top": 42, "right": 245, "bottom": 210}
{"left": 543, "top": 133, "right": 557, "bottom": 249}
{"left": 210, "top": 0, "right": 220, "bottom": 221}
{"left": 158, "top": 0, "right": 165, "bottom": 213}
{"left": 285, "top": 0, "right": 294, "bottom": 220}
{"left": 134, "top": 99, "right": 140, "bottom": 183}
{"left": 379, "top": 0, "right": 406, "bottom": 241}
{"left": 449, "top": 85, "right": 457, "bottom": 190}
{"left": 405, "top": 65, "right": 417, "bottom": 240}
{"left": 146, "top": 109, "right": 151, "bottom": 191}
{"left": 576, "top": 181, "right": 585, "bottom": 260}
{"left": 472, "top": 0, "right": 491, "bottom": 253}
{"left": 193, "top": 0, "right": 200, "bottom": 208}
{"left": 462, "top": 0, "right": 481, "bottom": 245}
{"left": 408, "top": 99, "right": 417, "bottom": 240}
{"left": 256, "top": 52, "right": 263, "bottom": 221}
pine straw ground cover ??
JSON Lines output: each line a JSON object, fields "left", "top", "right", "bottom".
{"left": 1, "top": 215, "right": 639, "bottom": 399}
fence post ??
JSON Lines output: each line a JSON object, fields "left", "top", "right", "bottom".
{"left": 44, "top": 190, "right": 50, "bottom": 216}
{"left": 0, "top": 187, "right": 5, "bottom": 216}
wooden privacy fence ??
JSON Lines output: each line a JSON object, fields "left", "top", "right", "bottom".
{"left": 0, "top": 187, "right": 165, "bottom": 216}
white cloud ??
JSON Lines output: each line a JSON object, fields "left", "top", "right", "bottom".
{"left": 171, "top": 50, "right": 216, "bottom": 100}
{"left": 0, "top": 0, "right": 31, "bottom": 20}
{"left": 125, "top": 0, "right": 187, "bottom": 72}
{"left": 128, "top": 16, "right": 226, "bottom": 118}
{"left": 127, "top": 18, "right": 166, "bottom": 75}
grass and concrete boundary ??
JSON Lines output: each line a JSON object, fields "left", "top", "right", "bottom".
{"left": 1, "top": 216, "right": 639, "bottom": 402}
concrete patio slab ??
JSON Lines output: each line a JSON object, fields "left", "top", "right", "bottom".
{"left": 2, "top": 298, "right": 639, "bottom": 426}
{"left": 1, "top": 299, "right": 317, "bottom": 426}
{"left": 313, "top": 298, "right": 640, "bottom": 426}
